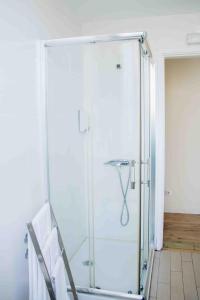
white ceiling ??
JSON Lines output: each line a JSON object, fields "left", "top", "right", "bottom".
{"left": 66, "top": 0, "right": 200, "bottom": 23}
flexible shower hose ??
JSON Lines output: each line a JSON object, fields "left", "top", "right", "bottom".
{"left": 116, "top": 163, "right": 132, "bottom": 226}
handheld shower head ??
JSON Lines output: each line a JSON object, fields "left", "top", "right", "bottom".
{"left": 104, "top": 158, "right": 136, "bottom": 227}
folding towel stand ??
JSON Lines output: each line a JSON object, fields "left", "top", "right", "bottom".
{"left": 27, "top": 202, "right": 79, "bottom": 300}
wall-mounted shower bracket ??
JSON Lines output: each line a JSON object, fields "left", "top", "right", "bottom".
{"left": 131, "top": 160, "right": 136, "bottom": 190}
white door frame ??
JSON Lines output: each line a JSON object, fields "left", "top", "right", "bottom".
{"left": 154, "top": 49, "right": 200, "bottom": 250}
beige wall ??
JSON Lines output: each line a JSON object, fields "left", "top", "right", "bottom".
{"left": 165, "top": 58, "right": 200, "bottom": 214}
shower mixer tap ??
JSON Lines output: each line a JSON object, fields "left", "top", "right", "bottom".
{"left": 104, "top": 159, "right": 136, "bottom": 189}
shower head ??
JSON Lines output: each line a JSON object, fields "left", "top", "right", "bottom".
{"left": 104, "top": 159, "right": 130, "bottom": 167}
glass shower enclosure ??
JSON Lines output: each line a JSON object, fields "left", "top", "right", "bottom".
{"left": 42, "top": 32, "right": 155, "bottom": 299}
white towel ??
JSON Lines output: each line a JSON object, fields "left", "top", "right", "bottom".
{"left": 52, "top": 256, "right": 69, "bottom": 300}
{"left": 28, "top": 236, "right": 50, "bottom": 300}
{"left": 42, "top": 227, "right": 60, "bottom": 274}
{"left": 37, "top": 264, "right": 50, "bottom": 300}
{"left": 29, "top": 203, "right": 52, "bottom": 300}
{"left": 32, "top": 202, "right": 52, "bottom": 248}
{"left": 40, "top": 240, "right": 52, "bottom": 300}
{"left": 28, "top": 236, "right": 38, "bottom": 300}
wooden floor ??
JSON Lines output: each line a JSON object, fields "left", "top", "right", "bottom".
{"left": 150, "top": 249, "right": 200, "bottom": 300}
{"left": 164, "top": 213, "right": 200, "bottom": 250}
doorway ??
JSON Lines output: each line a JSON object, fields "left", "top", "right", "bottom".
{"left": 164, "top": 57, "right": 200, "bottom": 250}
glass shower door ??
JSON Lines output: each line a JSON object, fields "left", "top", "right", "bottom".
{"left": 88, "top": 40, "right": 141, "bottom": 294}
{"left": 45, "top": 44, "right": 92, "bottom": 287}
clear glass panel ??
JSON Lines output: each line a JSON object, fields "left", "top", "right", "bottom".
{"left": 87, "top": 41, "right": 141, "bottom": 293}
{"left": 46, "top": 44, "right": 91, "bottom": 287}
{"left": 45, "top": 39, "right": 147, "bottom": 295}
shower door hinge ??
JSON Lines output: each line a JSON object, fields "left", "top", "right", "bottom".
{"left": 141, "top": 180, "right": 150, "bottom": 188}
{"left": 142, "top": 260, "right": 148, "bottom": 270}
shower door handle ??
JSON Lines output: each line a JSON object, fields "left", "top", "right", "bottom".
{"left": 78, "top": 110, "right": 89, "bottom": 133}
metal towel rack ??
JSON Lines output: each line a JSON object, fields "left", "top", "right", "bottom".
{"left": 27, "top": 201, "right": 78, "bottom": 300}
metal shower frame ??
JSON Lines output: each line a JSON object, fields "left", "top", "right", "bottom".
{"left": 38, "top": 31, "right": 155, "bottom": 300}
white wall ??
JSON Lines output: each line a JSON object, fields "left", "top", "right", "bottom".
{"left": 0, "top": 0, "right": 80, "bottom": 41}
{"left": 0, "top": 1, "right": 80, "bottom": 300}
{"left": 165, "top": 58, "right": 200, "bottom": 214}
{"left": 80, "top": 12, "right": 200, "bottom": 249}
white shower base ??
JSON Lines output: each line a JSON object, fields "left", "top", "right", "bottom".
{"left": 70, "top": 238, "right": 139, "bottom": 294}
